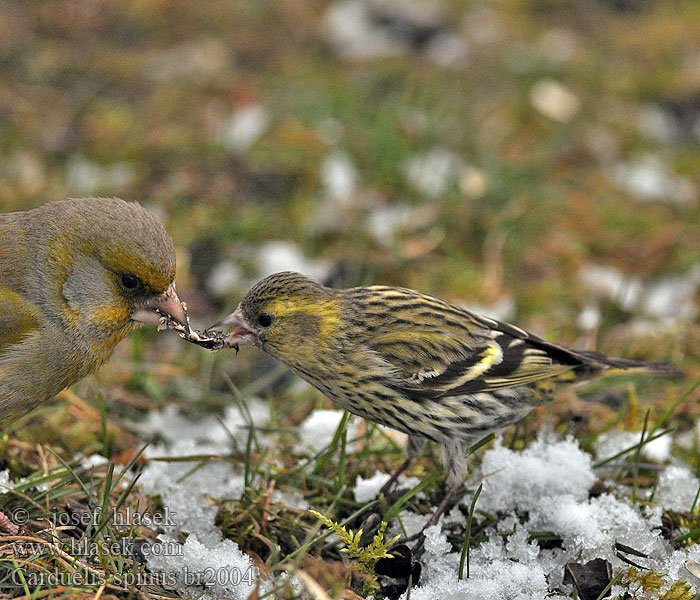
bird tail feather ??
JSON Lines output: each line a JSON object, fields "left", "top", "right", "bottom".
{"left": 575, "top": 350, "right": 683, "bottom": 377}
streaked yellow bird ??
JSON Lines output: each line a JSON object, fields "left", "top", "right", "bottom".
{"left": 213, "top": 271, "right": 681, "bottom": 526}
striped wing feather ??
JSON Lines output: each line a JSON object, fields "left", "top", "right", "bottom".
{"left": 358, "top": 287, "right": 586, "bottom": 398}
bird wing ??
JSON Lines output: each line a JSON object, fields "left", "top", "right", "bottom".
{"left": 0, "top": 286, "right": 41, "bottom": 356}
{"left": 360, "top": 289, "right": 583, "bottom": 399}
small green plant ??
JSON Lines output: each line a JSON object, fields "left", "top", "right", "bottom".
{"left": 621, "top": 568, "right": 694, "bottom": 600}
{"left": 309, "top": 509, "right": 400, "bottom": 594}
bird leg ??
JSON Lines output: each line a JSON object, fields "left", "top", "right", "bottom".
{"left": 409, "top": 440, "right": 472, "bottom": 552}
{"left": 378, "top": 435, "right": 426, "bottom": 498}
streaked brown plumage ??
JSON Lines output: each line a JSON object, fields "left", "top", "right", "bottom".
{"left": 214, "top": 271, "right": 681, "bottom": 526}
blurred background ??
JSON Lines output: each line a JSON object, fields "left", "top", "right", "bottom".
{"left": 1, "top": 0, "right": 698, "bottom": 434}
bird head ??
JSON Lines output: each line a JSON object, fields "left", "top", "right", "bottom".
{"left": 212, "top": 271, "right": 341, "bottom": 365}
{"left": 30, "top": 198, "right": 186, "bottom": 348}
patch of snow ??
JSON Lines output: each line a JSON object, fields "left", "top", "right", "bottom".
{"left": 0, "top": 470, "right": 12, "bottom": 493}
{"left": 478, "top": 435, "right": 595, "bottom": 514}
{"left": 323, "top": 0, "right": 404, "bottom": 60}
{"left": 67, "top": 156, "right": 135, "bottom": 194}
{"left": 404, "top": 148, "right": 464, "bottom": 198}
{"left": 366, "top": 203, "right": 436, "bottom": 244}
{"left": 426, "top": 33, "right": 470, "bottom": 69}
{"left": 642, "top": 268, "right": 700, "bottom": 320}
{"left": 613, "top": 155, "right": 698, "bottom": 206}
{"left": 137, "top": 403, "right": 269, "bottom": 542}
{"left": 219, "top": 104, "right": 270, "bottom": 153}
{"left": 578, "top": 304, "right": 601, "bottom": 331}
{"left": 534, "top": 493, "right": 665, "bottom": 559}
{"left": 206, "top": 260, "right": 243, "bottom": 297}
{"left": 404, "top": 433, "right": 691, "bottom": 598}
{"left": 580, "top": 262, "right": 700, "bottom": 320}
{"left": 354, "top": 471, "right": 392, "bottom": 503}
{"left": 352, "top": 471, "right": 423, "bottom": 504}
{"left": 578, "top": 263, "right": 643, "bottom": 311}
{"left": 403, "top": 525, "right": 554, "bottom": 600}
{"left": 655, "top": 465, "right": 699, "bottom": 512}
{"left": 461, "top": 296, "right": 515, "bottom": 322}
{"left": 80, "top": 454, "right": 109, "bottom": 469}
{"left": 637, "top": 104, "right": 681, "bottom": 144}
{"left": 296, "top": 409, "right": 360, "bottom": 454}
{"left": 596, "top": 429, "right": 672, "bottom": 464}
{"left": 530, "top": 79, "right": 580, "bottom": 122}
{"left": 147, "top": 534, "right": 261, "bottom": 600}
{"left": 256, "top": 241, "right": 331, "bottom": 282}
{"left": 135, "top": 402, "right": 268, "bottom": 449}
{"left": 321, "top": 152, "right": 357, "bottom": 204}
{"left": 666, "top": 546, "right": 700, "bottom": 591}
{"left": 271, "top": 489, "right": 309, "bottom": 510}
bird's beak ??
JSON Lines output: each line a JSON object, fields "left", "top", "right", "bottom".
{"left": 132, "top": 283, "right": 188, "bottom": 327}
{"left": 208, "top": 307, "right": 258, "bottom": 347}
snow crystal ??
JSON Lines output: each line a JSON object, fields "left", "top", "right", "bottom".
{"left": 534, "top": 493, "right": 665, "bottom": 559}
{"left": 478, "top": 435, "right": 595, "bottom": 514}
{"left": 403, "top": 525, "right": 553, "bottom": 600}
{"left": 655, "top": 465, "right": 699, "bottom": 512}
{"left": 147, "top": 534, "right": 260, "bottom": 600}
{"left": 666, "top": 546, "right": 700, "bottom": 591}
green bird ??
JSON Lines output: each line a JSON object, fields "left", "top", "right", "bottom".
{"left": 0, "top": 197, "right": 187, "bottom": 427}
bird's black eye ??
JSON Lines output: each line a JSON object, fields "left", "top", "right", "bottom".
{"left": 258, "top": 313, "right": 273, "bottom": 328}
{"left": 120, "top": 274, "right": 140, "bottom": 290}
